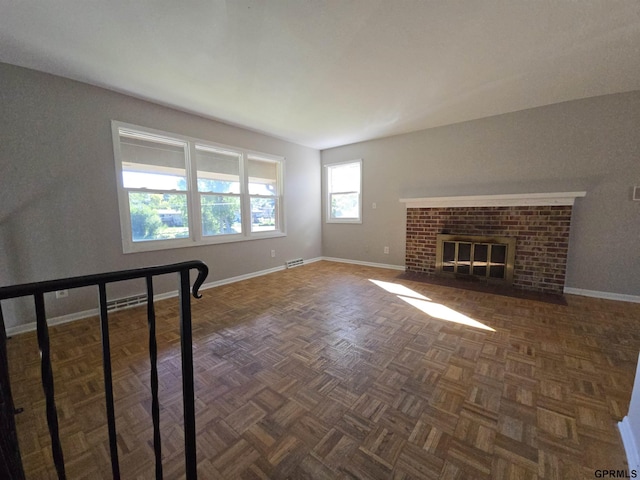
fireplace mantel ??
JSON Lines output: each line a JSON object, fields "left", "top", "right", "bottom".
{"left": 399, "top": 191, "right": 586, "bottom": 208}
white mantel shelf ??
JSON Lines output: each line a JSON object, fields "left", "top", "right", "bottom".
{"left": 399, "top": 191, "right": 587, "bottom": 208}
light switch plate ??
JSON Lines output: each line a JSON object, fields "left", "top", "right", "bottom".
{"left": 634, "top": 186, "right": 640, "bottom": 201}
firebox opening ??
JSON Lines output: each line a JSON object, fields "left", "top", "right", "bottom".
{"left": 436, "top": 234, "right": 516, "bottom": 285}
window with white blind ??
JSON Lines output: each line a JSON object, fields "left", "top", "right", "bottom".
{"left": 326, "top": 159, "right": 362, "bottom": 223}
{"left": 248, "top": 156, "right": 281, "bottom": 233}
{"left": 112, "top": 121, "right": 285, "bottom": 253}
{"left": 195, "top": 145, "right": 243, "bottom": 237}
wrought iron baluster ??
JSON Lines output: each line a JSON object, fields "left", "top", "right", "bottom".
{"left": 0, "top": 304, "right": 26, "bottom": 480}
{"left": 179, "top": 269, "right": 198, "bottom": 480}
{"left": 98, "top": 283, "right": 120, "bottom": 479}
{"left": 146, "top": 276, "right": 163, "bottom": 480}
{"left": 34, "top": 292, "right": 66, "bottom": 479}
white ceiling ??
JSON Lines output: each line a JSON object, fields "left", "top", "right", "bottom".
{"left": 1, "top": 1, "right": 639, "bottom": 150}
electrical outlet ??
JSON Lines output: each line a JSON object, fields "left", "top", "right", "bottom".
{"left": 271, "top": 249, "right": 276, "bottom": 258}
{"left": 55, "top": 290, "right": 68, "bottom": 299}
{"left": 384, "top": 246, "right": 389, "bottom": 254}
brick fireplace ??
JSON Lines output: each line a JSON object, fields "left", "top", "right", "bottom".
{"left": 401, "top": 193, "right": 586, "bottom": 295}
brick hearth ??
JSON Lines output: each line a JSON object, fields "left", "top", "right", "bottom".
{"left": 405, "top": 206, "right": 573, "bottom": 294}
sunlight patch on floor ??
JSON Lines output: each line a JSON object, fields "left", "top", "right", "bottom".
{"left": 368, "top": 279, "right": 431, "bottom": 300}
{"left": 398, "top": 295, "right": 496, "bottom": 331}
{"left": 369, "top": 279, "right": 496, "bottom": 332}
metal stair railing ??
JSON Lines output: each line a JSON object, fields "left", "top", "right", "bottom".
{"left": 0, "top": 260, "right": 209, "bottom": 480}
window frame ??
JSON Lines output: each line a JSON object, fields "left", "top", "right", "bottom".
{"left": 247, "top": 154, "right": 284, "bottom": 234}
{"left": 112, "top": 121, "right": 286, "bottom": 253}
{"left": 325, "top": 159, "right": 363, "bottom": 224}
{"left": 193, "top": 143, "right": 245, "bottom": 241}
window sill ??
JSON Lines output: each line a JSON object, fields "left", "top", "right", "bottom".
{"left": 123, "top": 231, "right": 286, "bottom": 253}
{"left": 326, "top": 219, "right": 362, "bottom": 224}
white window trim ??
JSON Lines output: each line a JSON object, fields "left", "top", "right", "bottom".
{"left": 112, "top": 121, "right": 286, "bottom": 253}
{"left": 325, "top": 159, "right": 363, "bottom": 224}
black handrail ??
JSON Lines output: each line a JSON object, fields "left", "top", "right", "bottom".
{"left": 0, "top": 260, "right": 208, "bottom": 480}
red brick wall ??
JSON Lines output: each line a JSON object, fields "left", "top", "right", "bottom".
{"left": 405, "top": 206, "right": 573, "bottom": 294}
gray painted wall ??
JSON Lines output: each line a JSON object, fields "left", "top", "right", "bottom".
{"left": 321, "top": 91, "right": 640, "bottom": 297}
{"left": 0, "top": 63, "right": 322, "bottom": 328}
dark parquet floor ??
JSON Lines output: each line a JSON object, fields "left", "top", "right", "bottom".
{"left": 7, "top": 261, "right": 640, "bottom": 479}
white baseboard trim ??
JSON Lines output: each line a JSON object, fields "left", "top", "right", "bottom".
{"left": 564, "top": 287, "right": 640, "bottom": 304}
{"left": 5, "top": 292, "right": 189, "bottom": 337}
{"left": 6, "top": 307, "right": 100, "bottom": 337}
{"left": 199, "top": 256, "right": 324, "bottom": 290}
{"left": 201, "top": 265, "right": 285, "bottom": 291}
{"left": 303, "top": 256, "right": 325, "bottom": 265}
{"left": 321, "top": 256, "right": 406, "bottom": 271}
{"left": 5, "top": 258, "right": 326, "bottom": 337}
{"left": 619, "top": 417, "right": 640, "bottom": 472}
